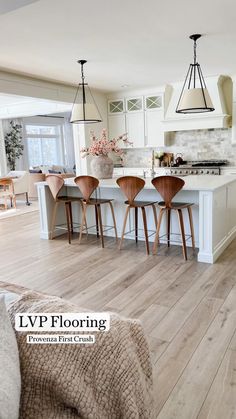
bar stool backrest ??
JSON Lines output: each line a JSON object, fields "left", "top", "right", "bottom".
{"left": 152, "top": 176, "right": 185, "bottom": 208}
{"left": 74, "top": 175, "right": 99, "bottom": 202}
{"left": 46, "top": 174, "right": 64, "bottom": 201}
{"left": 116, "top": 176, "right": 145, "bottom": 204}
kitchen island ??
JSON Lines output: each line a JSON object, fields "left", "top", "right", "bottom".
{"left": 37, "top": 175, "right": 236, "bottom": 264}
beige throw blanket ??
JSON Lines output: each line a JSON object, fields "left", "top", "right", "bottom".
{"left": 8, "top": 291, "right": 153, "bottom": 419}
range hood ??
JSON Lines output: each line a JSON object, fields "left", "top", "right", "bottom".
{"left": 163, "top": 75, "right": 232, "bottom": 131}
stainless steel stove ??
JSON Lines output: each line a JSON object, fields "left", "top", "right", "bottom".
{"left": 169, "top": 160, "right": 228, "bottom": 176}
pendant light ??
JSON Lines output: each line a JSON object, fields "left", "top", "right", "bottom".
{"left": 70, "top": 60, "right": 102, "bottom": 124}
{"left": 176, "top": 34, "right": 214, "bottom": 114}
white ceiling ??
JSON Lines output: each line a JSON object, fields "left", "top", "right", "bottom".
{"left": 0, "top": 0, "right": 39, "bottom": 15}
{"left": 0, "top": 0, "right": 235, "bottom": 92}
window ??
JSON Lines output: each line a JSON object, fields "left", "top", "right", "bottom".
{"left": 24, "top": 122, "right": 64, "bottom": 168}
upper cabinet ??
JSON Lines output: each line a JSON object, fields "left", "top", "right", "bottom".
{"left": 144, "top": 95, "right": 165, "bottom": 147}
{"left": 108, "top": 91, "right": 169, "bottom": 148}
{"left": 125, "top": 96, "right": 145, "bottom": 148}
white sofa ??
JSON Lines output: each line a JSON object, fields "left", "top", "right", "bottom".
{"left": 6, "top": 171, "right": 30, "bottom": 205}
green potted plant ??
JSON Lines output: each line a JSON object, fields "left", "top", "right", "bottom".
{"left": 4, "top": 121, "right": 24, "bottom": 170}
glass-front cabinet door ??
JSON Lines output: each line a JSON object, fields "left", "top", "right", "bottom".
{"left": 145, "top": 95, "right": 163, "bottom": 110}
{"left": 126, "top": 97, "right": 143, "bottom": 112}
{"left": 108, "top": 99, "right": 124, "bottom": 114}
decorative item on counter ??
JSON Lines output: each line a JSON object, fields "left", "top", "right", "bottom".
{"left": 175, "top": 153, "right": 184, "bottom": 166}
{"left": 81, "top": 129, "right": 132, "bottom": 179}
{"left": 163, "top": 153, "right": 174, "bottom": 167}
{"left": 154, "top": 151, "right": 164, "bottom": 167}
{"left": 174, "top": 153, "right": 187, "bottom": 166}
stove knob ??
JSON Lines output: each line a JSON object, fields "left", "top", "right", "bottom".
{"left": 194, "top": 170, "right": 198, "bottom": 174}
{"left": 206, "top": 170, "right": 210, "bottom": 174}
{"left": 200, "top": 170, "right": 204, "bottom": 174}
{"left": 185, "top": 170, "right": 188, "bottom": 174}
{"left": 211, "top": 170, "right": 215, "bottom": 174}
{"left": 190, "top": 170, "right": 193, "bottom": 174}
{"left": 179, "top": 170, "right": 182, "bottom": 174}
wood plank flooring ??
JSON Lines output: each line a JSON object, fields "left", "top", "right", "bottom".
{"left": 1, "top": 211, "right": 236, "bottom": 419}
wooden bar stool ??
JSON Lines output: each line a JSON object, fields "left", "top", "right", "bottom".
{"left": 151, "top": 176, "right": 195, "bottom": 260}
{"left": 46, "top": 174, "right": 85, "bottom": 244}
{"left": 0, "top": 178, "right": 16, "bottom": 210}
{"left": 116, "top": 176, "right": 158, "bottom": 255}
{"left": 74, "top": 175, "right": 117, "bottom": 248}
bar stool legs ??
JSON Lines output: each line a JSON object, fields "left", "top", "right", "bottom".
{"left": 177, "top": 209, "right": 187, "bottom": 260}
{"left": 97, "top": 204, "right": 104, "bottom": 248}
{"left": 141, "top": 207, "right": 149, "bottom": 254}
{"left": 79, "top": 202, "right": 87, "bottom": 244}
{"left": 108, "top": 201, "right": 118, "bottom": 242}
{"left": 119, "top": 206, "right": 130, "bottom": 250}
{"left": 95, "top": 205, "right": 99, "bottom": 238}
{"left": 167, "top": 209, "right": 171, "bottom": 247}
{"left": 135, "top": 207, "right": 138, "bottom": 243}
{"left": 79, "top": 200, "right": 117, "bottom": 248}
{"left": 187, "top": 206, "right": 195, "bottom": 249}
{"left": 65, "top": 202, "right": 72, "bottom": 244}
{"left": 153, "top": 206, "right": 195, "bottom": 261}
{"left": 153, "top": 208, "right": 164, "bottom": 255}
{"left": 119, "top": 205, "right": 156, "bottom": 255}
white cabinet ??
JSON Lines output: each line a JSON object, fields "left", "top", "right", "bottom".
{"left": 145, "top": 109, "right": 164, "bottom": 147}
{"left": 144, "top": 95, "right": 166, "bottom": 147}
{"left": 221, "top": 167, "right": 236, "bottom": 175}
{"left": 108, "top": 114, "right": 126, "bottom": 139}
{"left": 108, "top": 93, "right": 167, "bottom": 148}
{"left": 125, "top": 97, "right": 145, "bottom": 148}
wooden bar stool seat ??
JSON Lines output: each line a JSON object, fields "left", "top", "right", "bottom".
{"left": 124, "top": 199, "right": 157, "bottom": 207}
{"left": 46, "top": 174, "right": 86, "bottom": 244}
{"left": 74, "top": 175, "right": 117, "bottom": 248}
{"left": 117, "top": 176, "right": 158, "bottom": 255}
{"left": 157, "top": 201, "right": 194, "bottom": 209}
{"left": 152, "top": 176, "right": 195, "bottom": 260}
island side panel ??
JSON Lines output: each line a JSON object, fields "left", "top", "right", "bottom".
{"left": 198, "top": 182, "right": 236, "bottom": 263}
{"left": 212, "top": 183, "right": 236, "bottom": 262}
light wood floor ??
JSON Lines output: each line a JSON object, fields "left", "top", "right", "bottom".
{"left": 1, "top": 212, "right": 236, "bottom": 419}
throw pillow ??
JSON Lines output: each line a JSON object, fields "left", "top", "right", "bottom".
{"left": 8, "top": 291, "right": 153, "bottom": 419}
{"left": 0, "top": 296, "right": 21, "bottom": 419}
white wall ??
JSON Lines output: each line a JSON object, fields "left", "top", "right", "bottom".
{"left": 0, "top": 71, "right": 108, "bottom": 175}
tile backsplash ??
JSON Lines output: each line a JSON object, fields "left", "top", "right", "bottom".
{"left": 121, "top": 128, "right": 236, "bottom": 167}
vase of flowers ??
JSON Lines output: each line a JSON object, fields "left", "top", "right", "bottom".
{"left": 81, "top": 129, "right": 132, "bottom": 179}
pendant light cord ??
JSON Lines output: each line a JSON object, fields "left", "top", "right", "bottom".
{"left": 194, "top": 38, "right": 197, "bottom": 65}
{"left": 193, "top": 38, "right": 197, "bottom": 88}
{"left": 79, "top": 60, "right": 86, "bottom": 110}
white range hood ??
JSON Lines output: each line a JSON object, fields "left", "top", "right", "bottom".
{"left": 163, "top": 75, "right": 232, "bottom": 131}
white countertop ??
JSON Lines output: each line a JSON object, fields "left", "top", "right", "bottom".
{"left": 64, "top": 175, "right": 236, "bottom": 192}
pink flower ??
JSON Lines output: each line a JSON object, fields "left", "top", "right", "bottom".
{"left": 80, "top": 129, "right": 132, "bottom": 158}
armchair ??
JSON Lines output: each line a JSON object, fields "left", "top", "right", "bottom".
{"left": 6, "top": 171, "right": 30, "bottom": 205}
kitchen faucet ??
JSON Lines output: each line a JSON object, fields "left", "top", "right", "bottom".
{"left": 151, "top": 150, "right": 156, "bottom": 178}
